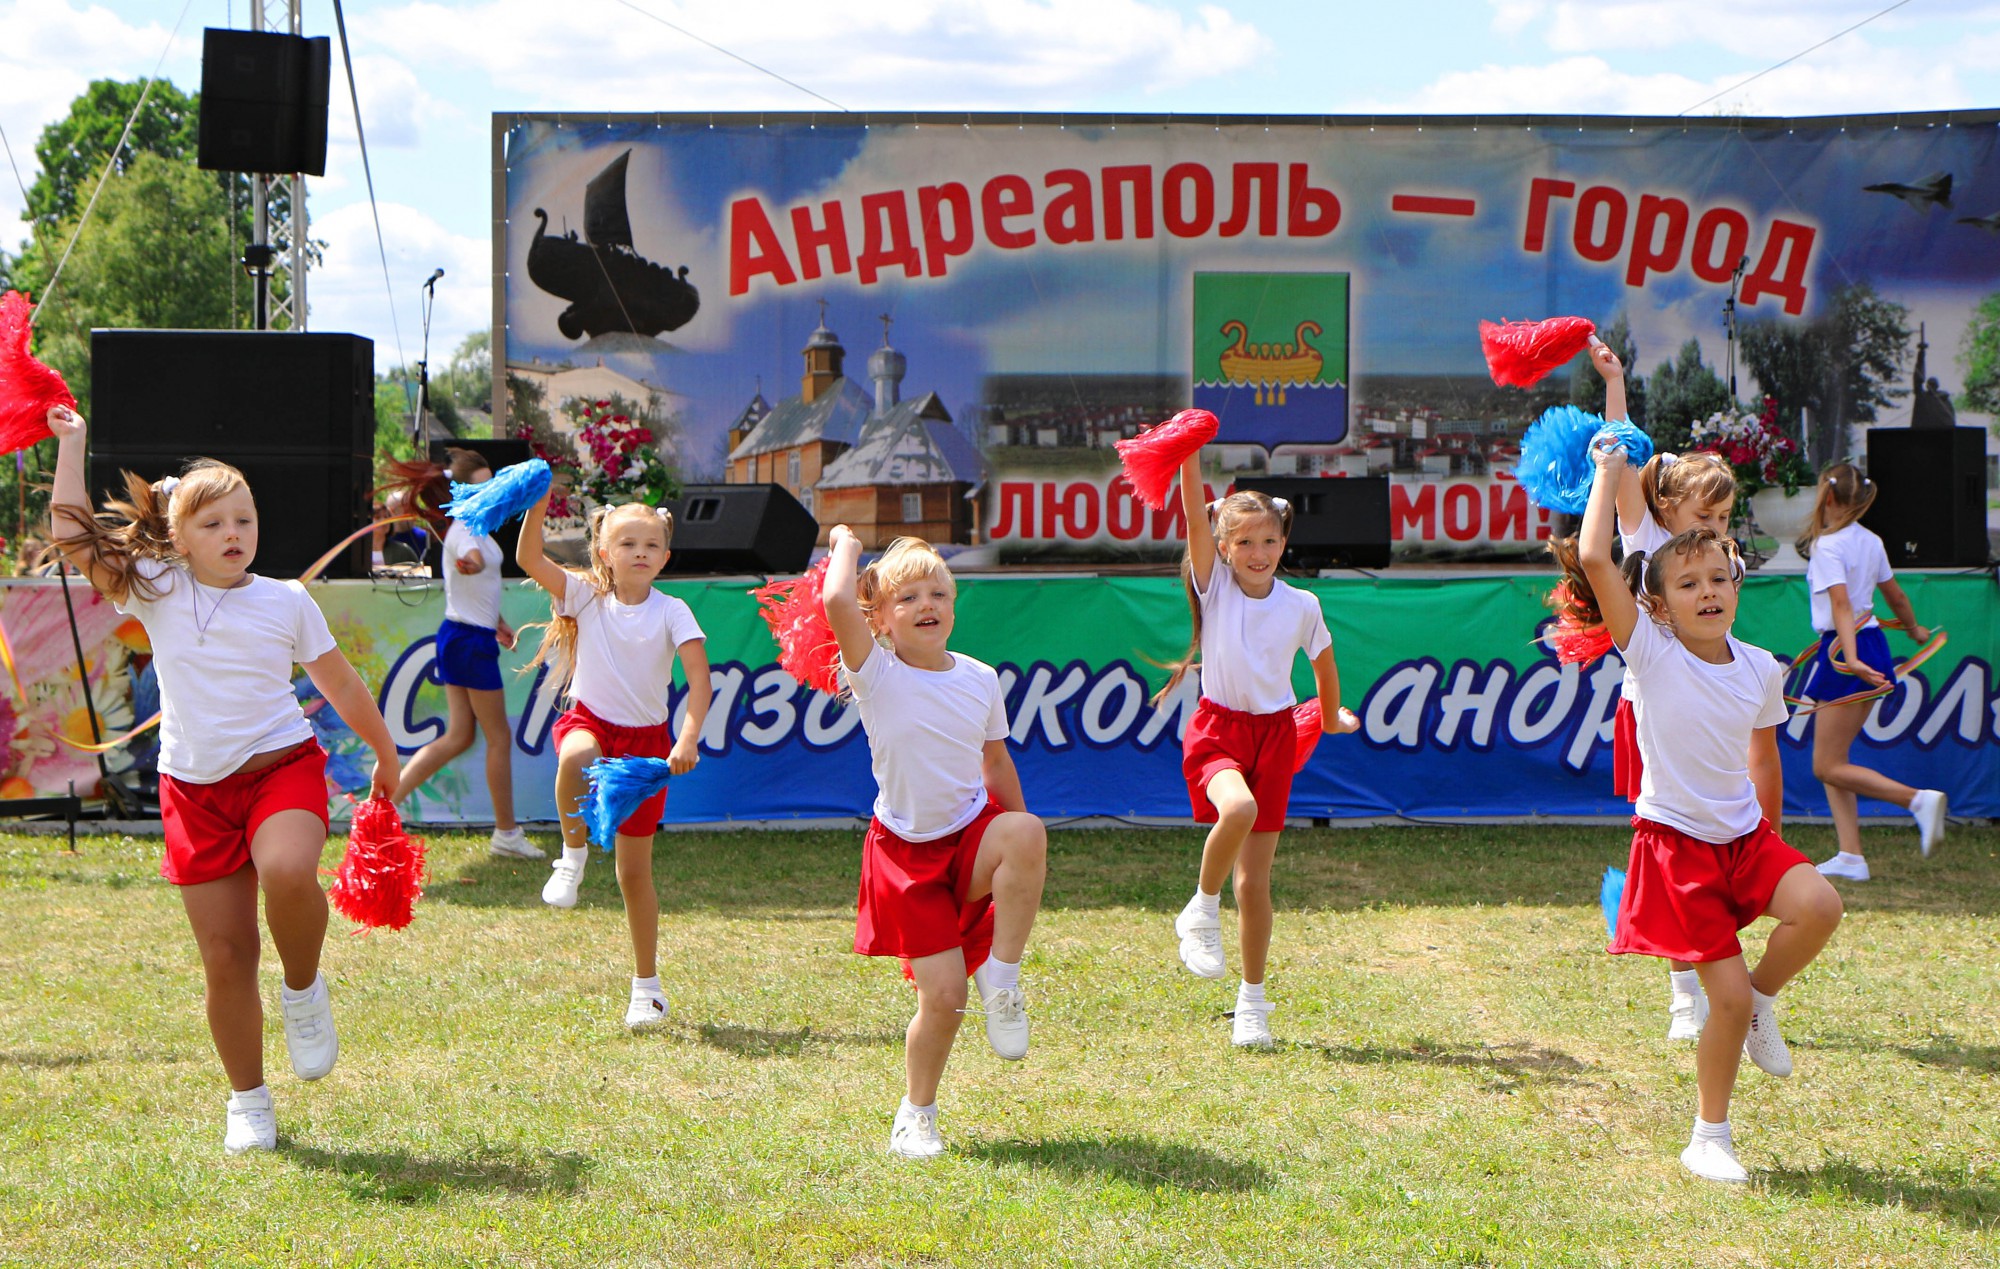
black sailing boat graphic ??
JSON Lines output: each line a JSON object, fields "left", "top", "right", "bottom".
{"left": 528, "top": 150, "right": 701, "bottom": 340}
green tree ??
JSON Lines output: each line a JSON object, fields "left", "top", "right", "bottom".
{"left": 1958, "top": 291, "right": 2000, "bottom": 429}
{"left": 1645, "top": 339, "right": 1736, "bottom": 452}
{"left": 375, "top": 378, "right": 420, "bottom": 465}
{"left": 26, "top": 79, "right": 201, "bottom": 227}
{"left": 1570, "top": 312, "right": 1647, "bottom": 425}
{"left": 1741, "top": 282, "right": 1910, "bottom": 469}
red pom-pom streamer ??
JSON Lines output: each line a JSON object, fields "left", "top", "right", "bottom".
{"left": 1479, "top": 316, "right": 1597, "bottom": 388}
{"left": 329, "top": 797, "right": 427, "bottom": 932}
{"left": 0, "top": 292, "right": 71, "bottom": 454}
{"left": 1542, "top": 582, "right": 1616, "bottom": 666}
{"left": 752, "top": 557, "right": 842, "bottom": 695}
{"left": 1292, "top": 699, "right": 1323, "bottom": 773}
{"left": 1114, "top": 408, "right": 1219, "bottom": 510}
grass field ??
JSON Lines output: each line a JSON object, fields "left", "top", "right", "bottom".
{"left": 2, "top": 818, "right": 1997, "bottom": 1267}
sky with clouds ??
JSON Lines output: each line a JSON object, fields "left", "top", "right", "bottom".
{"left": 1, "top": 0, "right": 1996, "bottom": 371}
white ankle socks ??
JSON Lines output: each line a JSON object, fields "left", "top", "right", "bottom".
{"left": 562, "top": 845, "right": 588, "bottom": 868}
{"left": 1191, "top": 887, "right": 1220, "bottom": 919}
{"left": 1690, "top": 1116, "right": 1731, "bottom": 1146}
{"left": 1669, "top": 969, "right": 1700, "bottom": 995}
{"left": 982, "top": 956, "right": 1020, "bottom": 993}
{"left": 632, "top": 975, "right": 660, "bottom": 994}
{"left": 1237, "top": 980, "right": 1266, "bottom": 1008}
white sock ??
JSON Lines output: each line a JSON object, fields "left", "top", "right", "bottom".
{"left": 1237, "top": 980, "right": 1266, "bottom": 1007}
{"left": 981, "top": 955, "right": 1020, "bottom": 993}
{"left": 1835, "top": 851, "right": 1865, "bottom": 864}
{"left": 562, "top": 845, "right": 588, "bottom": 868}
{"left": 899, "top": 1097, "right": 935, "bottom": 1116}
{"left": 632, "top": 975, "right": 661, "bottom": 994}
{"left": 1191, "top": 886, "right": 1221, "bottom": 919}
{"left": 1690, "top": 1116, "right": 1731, "bottom": 1145}
{"left": 280, "top": 975, "right": 320, "bottom": 1002}
{"left": 1669, "top": 969, "right": 1701, "bottom": 996}
{"left": 1752, "top": 987, "right": 1778, "bottom": 1013}
{"left": 228, "top": 1083, "right": 271, "bottom": 1108}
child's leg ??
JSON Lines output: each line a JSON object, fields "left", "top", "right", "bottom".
{"left": 1196, "top": 769, "right": 1259, "bottom": 894}
{"left": 467, "top": 686, "right": 517, "bottom": 831}
{"left": 613, "top": 833, "right": 659, "bottom": 978}
{"left": 967, "top": 812, "right": 1046, "bottom": 963}
{"left": 1690, "top": 955, "right": 1752, "bottom": 1123}
{"left": 1812, "top": 699, "right": 1912, "bottom": 858}
{"left": 1232, "top": 830, "right": 1282, "bottom": 984}
{"left": 178, "top": 869, "right": 267, "bottom": 1091}
{"left": 1749, "top": 864, "right": 1843, "bottom": 994}
{"left": 905, "top": 948, "right": 968, "bottom": 1106}
{"left": 553, "top": 730, "right": 603, "bottom": 854}
{"left": 248, "top": 808, "right": 331, "bottom": 992}
{"left": 391, "top": 685, "right": 477, "bottom": 805}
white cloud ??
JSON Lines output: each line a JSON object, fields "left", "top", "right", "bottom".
{"left": 307, "top": 201, "right": 488, "bottom": 370}
{"left": 1493, "top": 0, "right": 2000, "bottom": 56}
{"left": 327, "top": 54, "right": 457, "bottom": 150}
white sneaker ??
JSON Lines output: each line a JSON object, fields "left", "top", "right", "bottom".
{"left": 1909, "top": 789, "right": 1947, "bottom": 858}
{"left": 1680, "top": 1137, "right": 1749, "bottom": 1184}
{"left": 280, "top": 974, "right": 338, "bottom": 1081}
{"left": 888, "top": 1102, "right": 945, "bottom": 1158}
{"left": 971, "top": 964, "right": 1029, "bottom": 1061}
{"left": 1743, "top": 993, "right": 1793, "bottom": 1078}
{"left": 1231, "top": 999, "right": 1276, "bottom": 1048}
{"left": 488, "top": 827, "right": 545, "bottom": 860}
{"left": 1667, "top": 982, "right": 1709, "bottom": 1042}
{"left": 1174, "top": 901, "right": 1226, "bottom": 979}
{"left": 625, "top": 986, "right": 670, "bottom": 1030}
{"left": 1816, "top": 852, "right": 1870, "bottom": 882}
{"left": 223, "top": 1085, "right": 276, "bottom": 1155}
{"left": 542, "top": 856, "right": 583, "bottom": 908}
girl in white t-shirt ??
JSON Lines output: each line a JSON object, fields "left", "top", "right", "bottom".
{"left": 46, "top": 407, "right": 402, "bottom": 1156}
{"left": 382, "top": 449, "right": 535, "bottom": 860}
{"left": 1158, "top": 450, "right": 1357, "bottom": 1049}
{"left": 1796, "top": 463, "right": 1944, "bottom": 881}
{"left": 1560, "top": 438, "right": 1842, "bottom": 1184}
{"left": 517, "top": 494, "right": 711, "bottom": 1029}
{"left": 822, "top": 528, "right": 1047, "bottom": 1159}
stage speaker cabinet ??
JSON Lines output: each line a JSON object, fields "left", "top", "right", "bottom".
{"left": 197, "top": 28, "right": 331, "bottom": 176}
{"left": 1862, "top": 427, "right": 1990, "bottom": 568}
{"left": 85, "top": 451, "right": 372, "bottom": 580}
{"left": 660, "top": 484, "right": 817, "bottom": 575}
{"left": 427, "top": 439, "right": 531, "bottom": 579}
{"left": 1233, "top": 476, "right": 1393, "bottom": 570}
{"left": 92, "top": 330, "right": 374, "bottom": 456}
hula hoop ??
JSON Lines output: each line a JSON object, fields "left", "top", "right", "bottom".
{"left": 1783, "top": 618, "right": 1948, "bottom": 717}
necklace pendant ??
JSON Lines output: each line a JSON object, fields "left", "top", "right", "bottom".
{"left": 197, "top": 633, "right": 205, "bottom": 646}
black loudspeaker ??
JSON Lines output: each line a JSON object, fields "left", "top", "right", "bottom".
{"left": 427, "top": 439, "right": 531, "bottom": 579}
{"left": 91, "top": 329, "right": 376, "bottom": 578}
{"left": 1234, "top": 476, "right": 1393, "bottom": 569}
{"left": 660, "top": 484, "right": 817, "bottom": 575}
{"left": 197, "top": 28, "right": 331, "bottom": 176}
{"left": 1863, "top": 427, "right": 1990, "bottom": 568}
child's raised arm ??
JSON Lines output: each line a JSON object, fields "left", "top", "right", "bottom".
{"left": 45, "top": 407, "right": 120, "bottom": 595}
{"left": 1590, "top": 337, "right": 1627, "bottom": 423}
{"left": 513, "top": 493, "right": 570, "bottom": 597}
{"left": 1581, "top": 442, "right": 1638, "bottom": 650}
{"left": 1178, "top": 451, "right": 1215, "bottom": 593}
{"left": 822, "top": 524, "right": 875, "bottom": 673}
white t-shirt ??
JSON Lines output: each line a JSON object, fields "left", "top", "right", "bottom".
{"left": 556, "top": 573, "right": 704, "bottom": 727}
{"left": 115, "top": 558, "right": 337, "bottom": 784}
{"left": 843, "top": 646, "right": 1009, "bottom": 842}
{"left": 1806, "top": 522, "right": 1892, "bottom": 634}
{"left": 442, "top": 520, "right": 503, "bottom": 629}
{"left": 1622, "top": 616, "right": 1788, "bottom": 843}
{"left": 1194, "top": 565, "right": 1332, "bottom": 715}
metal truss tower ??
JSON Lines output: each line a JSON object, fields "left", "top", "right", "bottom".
{"left": 250, "top": 0, "right": 308, "bottom": 330}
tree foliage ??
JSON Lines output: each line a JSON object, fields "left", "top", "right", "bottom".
{"left": 1958, "top": 291, "right": 2000, "bottom": 426}
{"left": 1740, "top": 283, "right": 1910, "bottom": 470}
{"left": 1569, "top": 312, "right": 1647, "bottom": 426}
{"left": 26, "top": 79, "right": 202, "bottom": 227}
{"left": 1645, "top": 339, "right": 1736, "bottom": 452}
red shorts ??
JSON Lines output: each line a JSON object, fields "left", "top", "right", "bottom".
{"left": 1183, "top": 697, "right": 1297, "bottom": 833}
{"left": 1612, "top": 694, "right": 1643, "bottom": 802}
{"left": 158, "top": 741, "right": 331, "bottom": 886}
{"left": 552, "top": 700, "right": 675, "bottom": 837}
{"left": 856, "top": 800, "right": 1004, "bottom": 980}
{"left": 1609, "top": 816, "right": 1811, "bottom": 963}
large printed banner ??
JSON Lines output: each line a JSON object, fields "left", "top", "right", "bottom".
{"left": 2, "top": 576, "right": 1989, "bottom": 824}
{"left": 497, "top": 113, "right": 1997, "bottom": 562}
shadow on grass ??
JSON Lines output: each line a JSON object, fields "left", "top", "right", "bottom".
{"left": 282, "top": 1141, "right": 593, "bottom": 1204}
{"left": 965, "top": 1134, "right": 1272, "bottom": 1193}
{"left": 0, "top": 1046, "right": 178, "bottom": 1069}
{"left": 1305, "top": 1037, "right": 1592, "bottom": 1091}
{"left": 1799, "top": 1031, "right": 2000, "bottom": 1074}
{"left": 694, "top": 1022, "right": 901, "bottom": 1058}
{"left": 1761, "top": 1160, "right": 2000, "bottom": 1229}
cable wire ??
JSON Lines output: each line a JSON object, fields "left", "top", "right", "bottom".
{"left": 1679, "top": 0, "right": 1918, "bottom": 116}
{"left": 331, "top": 0, "right": 409, "bottom": 371}
{"left": 609, "top": 0, "right": 849, "bottom": 112}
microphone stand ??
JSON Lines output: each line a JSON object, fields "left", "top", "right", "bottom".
{"left": 412, "top": 270, "right": 442, "bottom": 446}
{"left": 1724, "top": 254, "right": 1747, "bottom": 399}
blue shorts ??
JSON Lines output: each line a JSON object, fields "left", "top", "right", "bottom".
{"left": 434, "top": 619, "right": 502, "bottom": 691}
{"left": 1801, "top": 627, "right": 1895, "bottom": 702}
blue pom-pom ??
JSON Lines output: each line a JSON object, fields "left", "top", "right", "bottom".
{"left": 1515, "top": 408, "right": 1654, "bottom": 515}
{"left": 443, "top": 458, "right": 551, "bottom": 537}
{"left": 1600, "top": 866, "right": 1627, "bottom": 940}
{"left": 572, "top": 755, "right": 675, "bottom": 849}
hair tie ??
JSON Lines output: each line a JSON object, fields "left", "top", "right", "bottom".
{"left": 1205, "top": 498, "right": 1222, "bottom": 522}
{"left": 153, "top": 475, "right": 181, "bottom": 500}
{"left": 1657, "top": 452, "right": 1678, "bottom": 469}
{"left": 1270, "top": 496, "right": 1290, "bottom": 516}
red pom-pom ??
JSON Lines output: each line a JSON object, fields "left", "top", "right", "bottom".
{"left": 752, "top": 557, "right": 842, "bottom": 695}
{"left": 1543, "top": 583, "right": 1616, "bottom": 666}
{"left": 329, "top": 797, "right": 427, "bottom": 932}
{"left": 1292, "top": 699, "right": 1323, "bottom": 773}
{"left": 0, "top": 292, "right": 71, "bottom": 454}
{"left": 1479, "top": 316, "right": 1597, "bottom": 388}
{"left": 1114, "top": 408, "right": 1219, "bottom": 509}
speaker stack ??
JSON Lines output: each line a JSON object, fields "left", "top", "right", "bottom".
{"left": 89, "top": 330, "right": 376, "bottom": 578}
{"left": 660, "top": 485, "right": 818, "bottom": 575}
{"left": 196, "top": 28, "right": 332, "bottom": 176}
{"left": 1233, "top": 476, "right": 1394, "bottom": 570}
{"left": 1862, "top": 427, "right": 1991, "bottom": 568}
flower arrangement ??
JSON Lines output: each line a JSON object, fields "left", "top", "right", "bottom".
{"left": 571, "top": 399, "right": 679, "bottom": 509}
{"left": 1688, "top": 396, "right": 1812, "bottom": 499}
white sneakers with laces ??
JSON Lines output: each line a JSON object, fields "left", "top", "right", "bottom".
{"left": 1909, "top": 789, "right": 1947, "bottom": 858}
{"left": 1174, "top": 900, "right": 1226, "bottom": 980}
{"left": 625, "top": 986, "right": 671, "bottom": 1031}
{"left": 279, "top": 973, "right": 338, "bottom": 1081}
{"left": 1743, "top": 990, "right": 1793, "bottom": 1078}
{"left": 1680, "top": 1136, "right": 1749, "bottom": 1184}
{"left": 1816, "top": 852, "right": 1871, "bottom": 882}
{"left": 488, "top": 827, "right": 545, "bottom": 860}
{"left": 970, "top": 964, "right": 1029, "bottom": 1060}
{"left": 888, "top": 1101, "right": 945, "bottom": 1159}
{"left": 542, "top": 856, "right": 584, "bottom": 908}
{"left": 224, "top": 1085, "right": 277, "bottom": 1156}
{"left": 1231, "top": 998, "right": 1276, "bottom": 1048}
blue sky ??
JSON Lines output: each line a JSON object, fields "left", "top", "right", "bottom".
{"left": 2, "top": 0, "right": 1997, "bottom": 370}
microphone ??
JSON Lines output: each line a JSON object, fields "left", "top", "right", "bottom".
{"left": 424, "top": 268, "right": 445, "bottom": 288}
